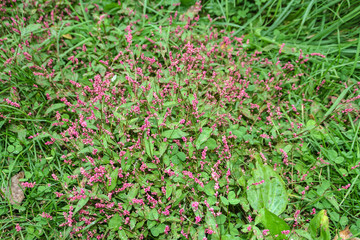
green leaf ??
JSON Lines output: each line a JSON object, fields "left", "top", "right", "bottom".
{"left": 166, "top": 182, "right": 173, "bottom": 199}
{"left": 340, "top": 215, "right": 348, "bottom": 227}
{"left": 22, "top": 24, "right": 42, "bottom": 36}
{"left": 325, "top": 193, "right": 340, "bottom": 212}
{"left": 150, "top": 224, "right": 166, "bottom": 237}
{"left": 7, "top": 145, "right": 15, "bottom": 153}
{"left": 147, "top": 220, "right": 156, "bottom": 229}
{"left": 161, "top": 129, "right": 188, "bottom": 139}
{"left": 205, "top": 211, "right": 220, "bottom": 239}
{"left": 118, "top": 230, "right": 127, "bottom": 240}
{"left": 159, "top": 142, "right": 168, "bottom": 158}
{"left": 205, "top": 211, "right": 220, "bottom": 238}
{"left": 220, "top": 196, "right": 229, "bottom": 206}
{"left": 246, "top": 155, "right": 288, "bottom": 215}
{"left": 228, "top": 191, "right": 241, "bottom": 205}
{"left": 309, "top": 210, "right": 330, "bottom": 240}
{"left": 176, "top": 152, "right": 187, "bottom": 161}
{"left": 321, "top": 83, "right": 356, "bottom": 122}
{"left": 73, "top": 197, "right": 89, "bottom": 215}
{"left": 202, "top": 138, "right": 217, "bottom": 150}
{"left": 107, "top": 168, "right": 118, "bottom": 191}
{"left": 144, "top": 136, "right": 154, "bottom": 158}
{"left": 130, "top": 219, "right": 136, "bottom": 230}
{"left": 44, "top": 103, "right": 66, "bottom": 115}
{"left": 148, "top": 208, "right": 159, "bottom": 220}
{"left": 127, "top": 183, "right": 139, "bottom": 200}
{"left": 204, "top": 181, "right": 215, "bottom": 196}
{"left": 317, "top": 181, "right": 330, "bottom": 196}
{"left": 188, "top": 143, "right": 195, "bottom": 157}
{"left": 196, "top": 127, "right": 212, "bottom": 149}
{"left": 258, "top": 208, "right": 290, "bottom": 240}
{"left": 108, "top": 214, "right": 121, "bottom": 231}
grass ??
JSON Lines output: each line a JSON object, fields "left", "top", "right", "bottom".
{"left": 0, "top": 0, "right": 360, "bottom": 239}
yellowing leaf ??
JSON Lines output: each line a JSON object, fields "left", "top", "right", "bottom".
{"left": 62, "top": 33, "right": 73, "bottom": 39}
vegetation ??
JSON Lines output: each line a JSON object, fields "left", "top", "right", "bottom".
{"left": 0, "top": 0, "right": 359, "bottom": 239}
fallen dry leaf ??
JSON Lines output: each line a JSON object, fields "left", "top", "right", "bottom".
{"left": 179, "top": 4, "right": 201, "bottom": 22}
{"left": 62, "top": 33, "right": 73, "bottom": 39}
{"left": 333, "top": 226, "right": 360, "bottom": 240}
{"left": 1, "top": 172, "right": 25, "bottom": 204}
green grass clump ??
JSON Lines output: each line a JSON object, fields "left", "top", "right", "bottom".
{"left": 0, "top": 0, "right": 359, "bottom": 239}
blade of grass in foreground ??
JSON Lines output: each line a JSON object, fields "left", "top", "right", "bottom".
{"left": 233, "top": 0, "right": 274, "bottom": 36}
{"left": 309, "top": 4, "right": 360, "bottom": 42}
{"left": 320, "top": 83, "right": 356, "bottom": 123}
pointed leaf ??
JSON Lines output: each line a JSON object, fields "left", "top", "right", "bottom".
{"left": 258, "top": 208, "right": 290, "bottom": 239}
{"left": 161, "top": 129, "right": 188, "bottom": 139}
{"left": 196, "top": 127, "right": 212, "bottom": 149}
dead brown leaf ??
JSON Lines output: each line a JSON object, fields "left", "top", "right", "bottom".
{"left": 333, "top": 226, "right": 360, "bottom": 240}
{"left": 1, "top": 172, "right": 25, "bottom": 204}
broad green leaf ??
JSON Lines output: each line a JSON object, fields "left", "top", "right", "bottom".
{"left": 118, "top": 230, "right": 127, "bottom": 240}
{"left": 108, "top": 214, "right": 122, "bottom": 231}
{"left": 216, "top": 214, "right": 226, "bottom": 225}
{"left": 294, "top": 230, "right": 312, "bottom": 239}
{"left": 130, "top": 219, "right": 136, "bottom": 230}
{"left": 205, "top": 211, "right": 220, "bottom": 239}
{"left": 147, "top": 220, "right": 157, "bottom": 229}
{"left": 176, "top": 152, "right": 187, "bottom": 161}
{"left": 317, "top": 180, "right": 330, "bottom": 196}
{"left": 197, "top": 226, "right": 206, "bottom": 240}
{"left": 107, "top": 168, "right": 118, "bottom": 191}
{"left": 150, "top": 224, "right": 166, "bottom": 237}
{"left": 161, "top": 129, "right": 188, "bottom": 139}
{"left": 22, "top": 24, "right": 42, "bottom": 36}
{"left": 246, "top": 155, "right": 288, "bottom": 215}
{"left": 309, "top": 210, "right": 330, "bottom": 240}
{"left": 228, "top": 191, "right": 240, "bottom": 205}
{"left": 148, "top": 208, "right": 159, "bottom": 220}
{"left": 127, "top": 183, "right": 139, "bottom": 200}
{"left": 325, "top": 193, "right": 340, "bottom": 212}
{"left": 188, "top": 143, "right": 195, "bottom": 157}
{"left": 204, "top": 181, "right": 215, "bottom": 196}
{"left": 201, "top": 138, "right": 217, "bottom": 150}
{"left": 73, "top": 197, "right": 89, "bottom": 215}
{"left": 220, "top": 196, "right": 229, "bottom": 206}
{"left": 166, "top": 182, "right": 173, "bottom": 199}
{"left": 44, "top": 103, "right": 66, "bottom": 115}
{"left": 159, "top": 142, "right": 168, "bottom": 158}
{"left": 196, "top": 127, "right": 212, "bottom": 149}
{"left": 258, "top": 208, "right": 290, "bottom": 240}
{"left": 79, "top": 146, "right": 94, "bottom": 154}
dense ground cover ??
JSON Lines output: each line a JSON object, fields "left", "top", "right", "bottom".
{"left": 1, "top": 0, "right": 360, "bottom": 239}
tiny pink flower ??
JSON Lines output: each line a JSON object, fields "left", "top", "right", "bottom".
{"left": 164, "top": 225, "right": 170, "bottom": 235}
{"left": 191, "top": 202, "right": 199, "bottom": 211}
{"left": 15, "top": 223, "right": 21, "bottom": 232}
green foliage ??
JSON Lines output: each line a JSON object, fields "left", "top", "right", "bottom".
{"left": 246, "top": 155, "right": 288, "bottom": 215}
{"left": 0, "top": 0, "right": 359, "bottom": 239}
{"left": 258, "top": 208, "right": 290, "bottom": 239}
{"left": 309, "top": 210, "right": 331, "bottom": 240}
